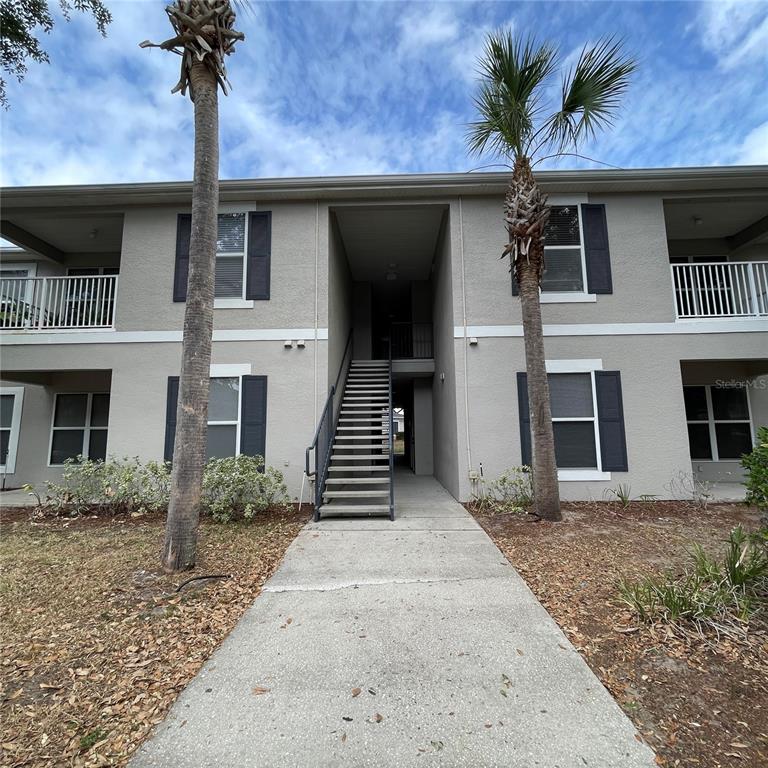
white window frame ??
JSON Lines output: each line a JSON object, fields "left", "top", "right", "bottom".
{"left": 1, "top": 262, "right": 38, "bottom": 308}
{"left": 684, "top": 384, "right": 755, "bottom": 462}
{"left": 206, "top": 364, "right": 252, "bottom": 459}
{"left": 545, "top": 359, "right": 610, "bottom": 482}
{"left": 213, "top": 212, "right": 254, "bottom": 309}
{"left": 48, "top": 392, "right": 110, "bottom": 467}
{"left": 0, "top": 386, "right": 24, "bottom": 474}
{"left": 540, "top": 196, "right": 595, "bottom": 302}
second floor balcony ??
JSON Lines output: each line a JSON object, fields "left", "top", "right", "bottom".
{"left": 671, "top": 261, "right": 768, "bottom": 320}
{"left": 0, "top": 274, "right": 118, "bottom": 331}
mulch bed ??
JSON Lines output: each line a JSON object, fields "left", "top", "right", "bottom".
{"left": 469, "top": 500, "right": 767, "bottom": 768}
{"left": 0, "top": 506, "right": 309, "bottom": 767}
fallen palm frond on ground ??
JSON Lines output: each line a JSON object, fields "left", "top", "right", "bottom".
{"left": 619, "top": 526, "right": 768, "bottom": 641}
{"left": 471, "top": 500, "right": 768, "bottom": 768}
{"left": 0, "top": 507, "right": 307, "bottom": 767}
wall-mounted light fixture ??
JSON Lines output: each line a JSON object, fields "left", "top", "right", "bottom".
{"left": 283, "top": 340, "right": 294, "bottom": 348}
{"left": 296, "top": 339, "right": 305, "bottom": 348}
{"left": 469, "top": 337, "right": 478, "bottom": 346}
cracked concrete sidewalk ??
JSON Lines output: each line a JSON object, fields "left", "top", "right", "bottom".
{"left": 130, "top": 472, "right": 656, "bottom": 767}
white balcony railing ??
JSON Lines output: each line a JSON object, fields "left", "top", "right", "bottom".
{"left": 672, "top": 261, "right": 768, "bottom": 320}
{"left": 0, "top": 275, "right": 118, "bottom": 330}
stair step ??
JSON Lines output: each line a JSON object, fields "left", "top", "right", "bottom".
{"left": 328, "top": 466, "right": 389, "bottom": 471}
{"left": 331, "top": 454, "right": 390, "bottom": 460}
{"left": 344, "top": 396, "right": 389, "bottom": 401}
{"left": 323, "top": 490, "right": 390, "bottom": 498}
{"left": 335, "top": 434, "right": 388, "bottom": 439}
{"left": 325, "top": 477, "right": 390, "bottom": 485}
{"left": 338, "top": 426, "right": 388, "bottom": 431}
{"left": 319, "top": 504, "right": 391, "bottom": 514}
{"left": 339, "top": 418, "right": 387, "bottom": 423}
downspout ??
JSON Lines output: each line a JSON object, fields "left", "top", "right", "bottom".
{"left": 458, "top": 196, "right": 473, "bottom": 479}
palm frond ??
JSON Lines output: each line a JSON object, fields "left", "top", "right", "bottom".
{"left": 466, "top": 31, "right": 558, "bottom": 158}
{"left": 547, "top": 37, "right": 636, "bottom": 152}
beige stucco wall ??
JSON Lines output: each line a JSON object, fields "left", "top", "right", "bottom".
{"left": 1, "top": 339, "right": 320, "bottom": 499}
{"left": 116, "top": 201, "right": 321, "bottom": 332}
{"left": 458, "top": 193, "right": 676, "bottom": 326}
{"left": 451, "top": 331, "right": 768, "bottom": 501}
{"left": 431, "top": 211, "right": 461, "bottom": 498}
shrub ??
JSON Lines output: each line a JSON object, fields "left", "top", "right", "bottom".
{"left": 474, "top": 466, "right": 533, "bottom": 514}
{"left": 201, "top": 454, "right": 290, "bottom": 522}
{"left": 43, "top": 456, "right": 171, "bottom": 515}
{"left": 664, "top": 469, "right": 713, "bottom": 509}
{"left": 618, "top": 525, "right": 768, "bottom": 635}
{"left": 42, "top": 454, "right": 290, "bottom": 521}
{"left": 742, "top": 426, "right": 768, "bottom": 513}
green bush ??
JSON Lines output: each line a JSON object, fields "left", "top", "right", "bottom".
{"left": 618, "top": 525, "right": 768, "bottom": 633}
{"left": 44, "top": 456, "right": 171, "bottom": 515}
{"left": 42, "top": 454, "right": 290, "bottom": 521}
{"left": 201, "top": 454, "right": 290, "bottom": 522}
{"left": 742, "top": 426, "right": 768, "bottom": 513}
{"left": 474, "top": 466, "right": 533, "bottom": 514}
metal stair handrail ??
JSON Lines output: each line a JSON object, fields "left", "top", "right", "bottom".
{"left": 305, "top": 328, "right": 353, "bottom": 517}
{"left": 388, "top": 340, "right": 395, "bottom": 520}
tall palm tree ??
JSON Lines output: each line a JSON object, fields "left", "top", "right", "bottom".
{"left": 141, "top": 0, "right": 244, "bottom": 571}
{"left": 467, "top": 33, "right": 635, "bottom": 522}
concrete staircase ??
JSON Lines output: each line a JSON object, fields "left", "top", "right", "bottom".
{"left": 319, "top": 360, "right": 393, "bottom": 518}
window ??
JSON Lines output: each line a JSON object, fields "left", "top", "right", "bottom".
{"left": 542, "top": 206, "right": 585, "bottom": 293}
{"left": 549, "top": 372, "right": 600, "bottom": 468}
{"left": 207, "top": 377, "right": 240, "bottom": 459}
{"left": 50, "top": 393, "right": 110, "bottom": 464}
{"left": 0, "top": 387, "right": 24, "bottom": 473}
{"left": 215, "top": 214, "right": 246, "bottom": 298}
{"left": 684, "top": 385, "right": 753, "bottom": 461}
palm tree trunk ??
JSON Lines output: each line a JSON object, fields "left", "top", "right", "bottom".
{"left": 162, "top": 61, "right": 220, "bottom": 572}
{"left": 509, "top": 158, "right": 562, "bottom": 522}
{"left": 518, "top": 262, "right": 562, "bottom": 521}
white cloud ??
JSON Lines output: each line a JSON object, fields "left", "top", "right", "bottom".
{"left": 731, "top": 120, "right": 768, "bottom": 164}
{"left": 398, "top": 5, "right": 460, "bottom": 52}
{"left": 696, "top": 0, "right": 768, "bottom": 69}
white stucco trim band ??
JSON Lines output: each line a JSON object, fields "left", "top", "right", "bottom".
{"left": 456, "top": 320, "right": 768, "bottom": 338}
{"left": 546, "top": 359, "right": 603, "bottom": 373}
{"left": 0, "top": 328, "right": 330, "bottom": 345}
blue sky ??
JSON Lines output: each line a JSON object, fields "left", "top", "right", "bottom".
{"left": 1, "top": 0, "right": 767, "bottom": 186}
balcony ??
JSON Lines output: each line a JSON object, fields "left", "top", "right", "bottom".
{"left": 671, "top": 261, "right": 768, "bottom": 320}
{"left": 0, "top": 275, "right": 118, "bottom": 331}
{"left": 390, "top": 322, "right": 433, "bottom": 359}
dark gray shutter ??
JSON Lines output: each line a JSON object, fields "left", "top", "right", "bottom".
{"left": 240, "top": 375, "right": 268, "bottom": 459}
{"left": 246, "top": 212, "right": 271, "bottom": 300}
{"left": 516, "top": 372, "right": 532, "bottom": 466}
{"left": 164, "top": 377, "right": 179, "bottom": 462}
{"left": 595, "top": 371, "right": 628, "bottom": 471}
{"left": 582, "top": 204, "right": 612, "bottom": 294}
{"left": 511, "top": 273, "right": 519, "bottom": 296}
{"left": 173, "top": 214, "right": 191, "bottom": 302}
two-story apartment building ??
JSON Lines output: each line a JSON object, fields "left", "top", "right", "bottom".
{"left": 1, "top": 166, "right": 766, "bottom": 511}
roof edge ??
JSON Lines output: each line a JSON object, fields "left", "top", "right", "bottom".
{"left": 2, "top": 165, "right": 767, "bottom": 207}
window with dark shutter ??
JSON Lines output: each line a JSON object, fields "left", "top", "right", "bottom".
{"left": 517, "top": 368, "right": 628, "bottom": 472}
{"left": 246, "top": 212, "right": 271, "bottom": 300}
{"left": 582, "top": 204, "right": 613, "bottom": 294}
{"left": 164, "top": 374, "right": 268, "bottom": 463}
{"left": 173, "top": 215, "right": 191, "bottom": 302}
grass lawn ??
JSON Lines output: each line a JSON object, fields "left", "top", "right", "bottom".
{"left": 471, "top": 500, "right": 767, "bottom": 768}
{"left": 0, "top": 507, "right": 308, "bottom": 767}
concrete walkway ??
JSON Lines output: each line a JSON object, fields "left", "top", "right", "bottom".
{"left": 131, "top": 473, "right": 655, "bottom": 767}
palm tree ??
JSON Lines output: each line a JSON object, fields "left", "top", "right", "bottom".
{"left": 141, "top": 0, "right": 244, "bottom": 571}
{"left": 467, "top": 33, "right": 635, "bottom": 522}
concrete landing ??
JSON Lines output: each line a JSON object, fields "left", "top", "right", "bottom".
{"left": 131, "top": 473, "right": 656, "bottom": 768}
